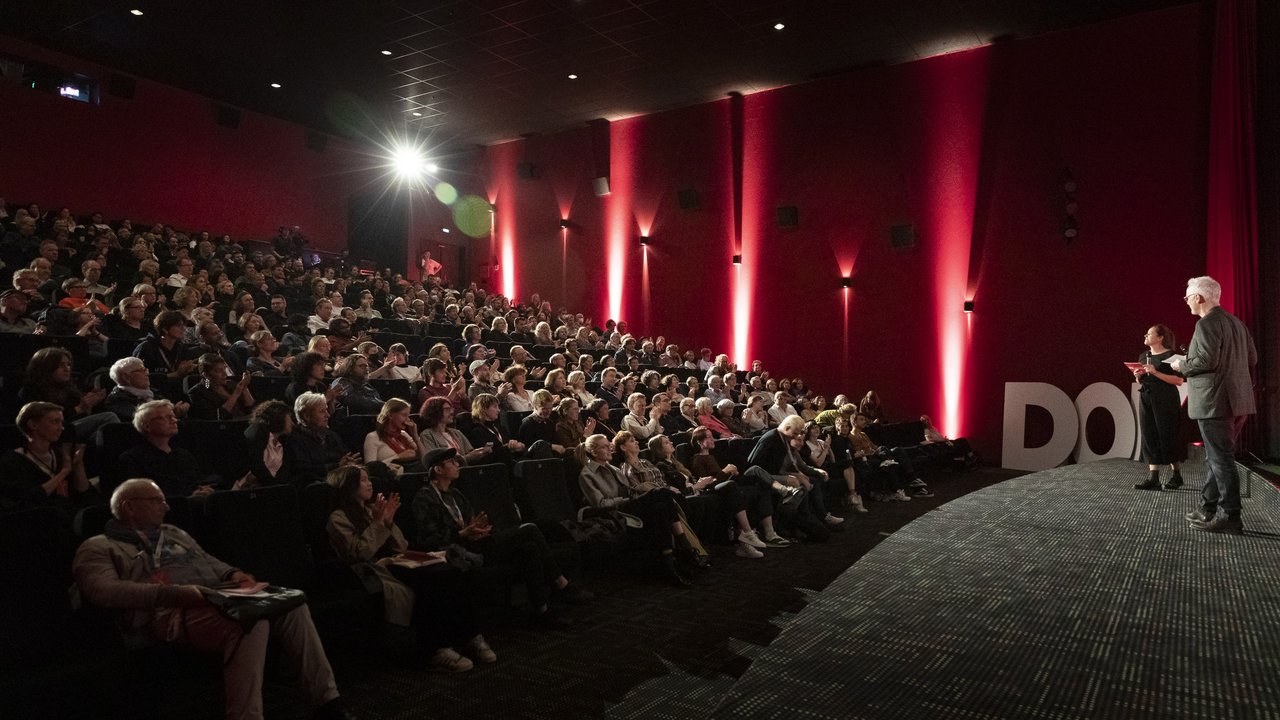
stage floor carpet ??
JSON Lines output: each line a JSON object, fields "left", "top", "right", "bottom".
{"left": 710, "top": 458, "right": 1280, "bottom": 720}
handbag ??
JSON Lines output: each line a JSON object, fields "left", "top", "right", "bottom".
{"left": 201, "top": 585, "right": 309, "bottom": 631}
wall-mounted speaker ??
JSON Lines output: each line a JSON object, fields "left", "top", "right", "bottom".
{"left": 105, "top": 73, "right": 136, "bottom": 100}
{"left": 677, "top": 188, "right": 699, "bottom": 210}
{"left": 890, "top": 224, "right": 917, "bottom": 250}
{"left": 304, "top": 131, "right": 328, "bottom": 153}
{"left": 517, "top": 162, "right": 540, "bottom": 179}
{"left": 593, "top": 176, "right": 611, "bottom": 197}
{"left": 776, "top": 205, "right": 799, "bottom": 228}
{"left": 214, "top": 105, "right": 241, "bottom": 129}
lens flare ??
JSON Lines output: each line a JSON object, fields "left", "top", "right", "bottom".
{"left": 453, "top": 195, "right": 493, "bottom": 238}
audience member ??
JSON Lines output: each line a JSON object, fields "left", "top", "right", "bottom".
{"left": 118, "top": 400, "right": 212, "bottom": 497}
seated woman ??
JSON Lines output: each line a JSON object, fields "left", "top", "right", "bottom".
{"left": 417, "top": 358, "right": 469, "bottom": 416}
{"left": 119, "top": 399, "right": 213, "bottom": 497}
{"left": 648, "top": 433, "right": 770, "bottom": 559}
{"left": 226, "top": 291, "right": 257, "bottom": 327}
{"left": 577, "top": 433, "right": 702, "bottom": 585}
{"left": 567, "top": 370, "right": 595, "bottom": 408}
{"left": 486, "top": 316, "right": 512, "bottom": 342}
{"left": 417, "top": 396, "right": 493, "bottom": 466}
{"left": 553, "top": 396, "right": 596, "bottom": 450}
{"left": 500, "top": 365, "right": 534, "bottom": 413}
{"left": 104, "top": 356, "right": 190, "bottom": 423}
{"left": 240, "top": 400, "right": 294, "bottom": 488}
{"left": 187, "top": 353, "right": 255, "bottom": 420}
{"left": 363, "top": 398, "right": 421, "bottom": 472}
{"left": 0, "top": 401, "right": 91, "bottom": 514}
{"left": 619, "top": 392, "right": 662, "bottom": 442}
{"left": 715, "top": 399, "right": 749, "bottom": 437}
{"left": 694, "top": 397, "right": 738, "bottom": 439}
{"left": 741, "top": 395, "right": 769, "bottom": 434}
{"left": 384, "top": 343, "right": 422, "bottom": 383}
{"left": 103, "top": 296, "right": 151, "bottom": 342}
{"left": 517, "top": 389, "right": 566, "bottom": 456}
{"left": 285, "top": 351, "right": 331, "bottom": 404}
{"left": 307, "top": 334, "right": 335, "bottom": 368}
{"left": 411, "top": 447, "right": 589, "bottom": 626}
{"left": 614, "top": 431, "right": 709, "bottom": 565}
{"left": 920, "top": 414, "right": 978, "bottom": 469}
{"left": 687, "top": 426, "right": 791, "bottom": 547}
{"left": 288, "top": 392, "right": 360, "bottom": 486}
{"left": 236, "top": 311, "right": 267, "bottom": 342}
{"left": 326, "top": 464, "right": 490, "bottom": 671}
{"left": 245, "top": 330, "right": 292, "bottom": 376}
{"left": 543, "top": 368, "right": 570, "bottom": 400}
{"left": 858, "top": 390, "right": 884, "bottom": 424}
{"left": 18, "top": 347, "right": 117, "bottom": 445}
{"left": 583, "top": 397, "right": 617, "bottom": 438}
{"left": 464, "top": 393, "right": 525, "bottom": 466}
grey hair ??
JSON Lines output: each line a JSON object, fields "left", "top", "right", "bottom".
{"left": 110, "top": 478, "right": 160, "bottom": 519}
{"left": 294, "top": 391, "right": 328, "bottom": 422}
{"left": 133, "top": 399, "right": 173, "bottom": 433}
{"left": 109, "top": 356, "right": 146, "bottom": 385}
{"left": 1186, "top": 276, "right": 1222, "bottom": 305}
{"left": 779, "top": 414, "right": 806, "bottom": 436}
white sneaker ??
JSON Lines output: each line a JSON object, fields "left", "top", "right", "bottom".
{"left": 893, "top": 489, "right": 912, "bottom": 502}
{"left": 429, "top": 647, "right": 474, "bottom": 672}
{"left": 736, "top": 542, "right": 764, "bottom": 558}
{"left": 466, "top": 635, "right": 497, "bottom": 663}
{"left": 824, "top": 513, "right": 845, "bottom": 526}
{"left": 850, "top": 494, "right": 868, "bottom": 513}
{"left": 738, "top": 529, "right": 767, "bottom": 549}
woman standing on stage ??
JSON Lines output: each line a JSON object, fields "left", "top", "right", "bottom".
{"left": 1133, "top": 324, "right": 1185, "bottom": 490}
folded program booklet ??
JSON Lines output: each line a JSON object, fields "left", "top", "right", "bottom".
{"left": 391, "top": 550, "right": 447, "bottom": 568}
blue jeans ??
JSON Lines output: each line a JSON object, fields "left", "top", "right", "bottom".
{"left": 1198, "top": 416, "right": 1247, "bottom": 520}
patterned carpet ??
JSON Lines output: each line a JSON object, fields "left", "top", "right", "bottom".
{"left": 711, "top": 458, "right": 1280, "bottom": 720}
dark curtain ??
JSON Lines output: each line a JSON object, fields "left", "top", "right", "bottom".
{"left": 1205, "top": 0, "right": 1258, "bottom": 328}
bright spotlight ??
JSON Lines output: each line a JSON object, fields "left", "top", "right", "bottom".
{"left": 391, "top": 145, "right": 426, "bottom": 180}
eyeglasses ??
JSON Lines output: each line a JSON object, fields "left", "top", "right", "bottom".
{"left": 1184, "top": 293, "right": 1199, "bottom": 302}
{"left": 127, "top": 496, "right": 168, "bottom": 505}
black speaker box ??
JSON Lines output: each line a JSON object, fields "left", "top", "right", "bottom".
{"left": 890, "top": 224, "right": 917, "bottom": 250}
{"left": 776, "top": 206, "right": 799, "bottom": 228}
{"left": 517, "top": 162, "right": 540, "bottom": 179}
{"left": 677, "top": 188, "right": 699, "bottom": 210}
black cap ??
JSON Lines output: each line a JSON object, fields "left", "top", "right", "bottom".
{"left": 421, "top": 447, "right": 458, "bottom": 473}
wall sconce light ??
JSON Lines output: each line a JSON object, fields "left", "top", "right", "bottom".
{"left": 559, "top": 219, "right": 571, "bottom": 229}
{"left": 639, "top": 235, "right": 649, "bottom": 246}
{"left": 963, "top": 300, "right": 975, "bottom": 313}
{"left": 732, "top": 254, "right": 742, "bottom": 265}
{"left": 841, "top": 277, "right": 853, "bottom": 289}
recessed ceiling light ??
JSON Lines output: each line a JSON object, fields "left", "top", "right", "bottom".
{"left": 270, "top": 83, "right": 281, "bottom": 88}
{"left": 381, "top": 50, "right": 392, "bottom": 56}
{"left": 412, "top": 111, "right": 422, "bottom": 117}
{"left": 773, "top": 22, "right": 785, "bottom": 30}
{"left": 130, "top": 9, "right": 144, "bottom": 15}
{"left": 568, "top": 74, "right": 578, "bottom": 80}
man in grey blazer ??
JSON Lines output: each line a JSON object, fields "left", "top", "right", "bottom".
{"left": 1171, "top": 276, "right": 1257, "bottom": 534}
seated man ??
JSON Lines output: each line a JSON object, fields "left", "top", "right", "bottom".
{"left": 745, "top": 415, "right": 840, "bottom": 538}
{"left": 72, "top": 478, "right": 356, "bottom": 720}
{"left": 329, "top": 354, "right": 384, "bottom": 416}
{"left": 105, "top": 357, "right": 190, "bottom": 423}
{"left": 849, "top": 412, "right": 932, "bottom": 499}
{"left": 0, "top": 288, "right": 36, "bottom": 334}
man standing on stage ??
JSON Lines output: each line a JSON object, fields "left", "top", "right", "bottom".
{"left": 1172, "top": 276, "right": 1256, "bottom": 535}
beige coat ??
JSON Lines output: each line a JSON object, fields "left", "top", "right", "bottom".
{"left": 325, "top": 508, "right": 415, "bottom": 626}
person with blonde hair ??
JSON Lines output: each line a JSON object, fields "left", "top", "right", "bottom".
{"left": 363, "top": 398, "right": 420, "bottom": 470}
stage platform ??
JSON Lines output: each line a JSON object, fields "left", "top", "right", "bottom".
{"left": 710, "top": 459, "right": 1280, "bottom": 720}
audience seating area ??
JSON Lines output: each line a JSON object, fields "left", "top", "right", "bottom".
{"left": 0, "top": 202, "right": 978, "bottom": 717}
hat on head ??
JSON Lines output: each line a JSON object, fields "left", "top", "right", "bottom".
{"left": 469, "top": 359, "right": 487, "bottom": 375}
{"left": 421, "top": 447, "right": 458, "bottom": 474}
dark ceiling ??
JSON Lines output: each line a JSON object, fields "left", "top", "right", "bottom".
{"left": 2, "top": 0, "right": 1192, "bottom": 152}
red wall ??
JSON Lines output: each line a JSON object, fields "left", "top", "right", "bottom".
{"left": 0, "top": 37, "right": 370, "bottom": 251}
{"left": 464, "top": 5, "right": 1211, "bottom": 462}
